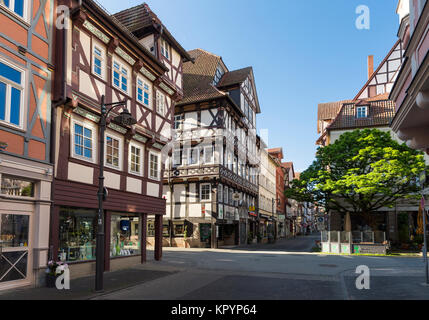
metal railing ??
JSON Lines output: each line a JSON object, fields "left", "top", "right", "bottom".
{"left": 322, "top": 231, "right": 386, "bottom": 244}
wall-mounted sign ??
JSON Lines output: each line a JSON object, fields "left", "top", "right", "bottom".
{"left": 202, "top": 204, "right": 206, "bottom": 215}
{"left": 233, "top": 193, "right": 241, "bottom": 201}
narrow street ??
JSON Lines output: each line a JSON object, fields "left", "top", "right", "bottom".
{"left": 230, "top": 234, "right": 320, "bottom": 252}
{"left": 3, "top": 234, "right": 428, "bottom": 300}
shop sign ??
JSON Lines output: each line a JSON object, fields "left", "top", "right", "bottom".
{"left": 202, "top": 204, "right": 206, "bottom": 215}
{"left": 249, "top": 206, "right": 256, "bottom": 212}
{"left": 233, "top": 193, "right": 241, "bottom": 201}
{"left": 278, "top": 215, "right": 285, "bottom": 220}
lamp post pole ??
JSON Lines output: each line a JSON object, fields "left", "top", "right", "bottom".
{"left": 95, "top": 95, "right": 106, "bottom": 292}
{"left": 95, "top": 95, "right": 135, "bottom": 292}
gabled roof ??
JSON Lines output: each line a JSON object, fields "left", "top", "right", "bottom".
{"left": 268, "top": 148, "right": 284, "bottom": 160}
{"left": 354, "top": 40, "right": 403, "bottom": 100}
{"left": 317, "top": 100, "right": 354, "bottom": 133}
{"left": 178, "top": 49, "right": 227, "bottom": 106}
{"left": 113, "top": 3, "right": 192, "bottom": 62}
{"left": 328, "top": 98, "right": 395, "bottom": 131}
{"left": 178, "top": 49, "right": 260, "bottom": 114}
{"left": 218, "top": 67, "right": 253, "bottom": 88}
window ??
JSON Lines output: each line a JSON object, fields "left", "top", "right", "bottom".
{"left": 224, "top": 186, "right": 228, "bottom": 203}
{"left": 92, "top": 44, "right": 105, "bottom": 79}
{"left": 1, "top": 0, "right": 26, "bottom": 19}
{"left": 201, "top": 184, "right": 211, "bottom": 201}
{"left": 1, "top": 175, "right": 34, "bottom": 197}
{"left": 213, "top": 65, "right": 225, "bottom": 86}
{"left": 156, "top": 91, "right": 166, "bottom": 117}
{"left": 110, "top": 214, "right": 140, "bottom": 257}
{"left": 137, "top": 77, "right": 150, "bottom": 107}
{"left": 160, "top": 39, "right": 170, "bottom": 60}
{"left": 129, "top": 143, "right": 143, "bottom": 175}
{"left": 58, "top": 208, "right": 97, "bottom": 262}
{"left": 356, "top": 106, "right": 368, "bottom": 118}
{"left": 112, "top": 60, "right": 129, "bottom": 94}
{"left": 0, "top": 60, "right": 24, "bottom": 128}
{"left": 203, "top": 146, "right": 214, "bottom": 164}
{"left": 174, "top": 114, "right": 184, "bottom": 130}
{"left": 188, "top": 147, "right": 199, "bottom": 165}
{"left": 73, "top": 121, "right": 94, "bottom": 161}
{"left": 149, "top": 152, "right": 160, "bottom": 180}
{"left": 173, "top": 148, "right": 182, "bottom": 166}
{"left": 105, "top": 135, "right": 121, "bottom": 169}
{"left": 218, "top": 184, "right": 223, "bottom": 203}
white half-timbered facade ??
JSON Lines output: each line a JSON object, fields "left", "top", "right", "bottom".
{"left": 162, "top": 49, "right": 261, "bottom": 248}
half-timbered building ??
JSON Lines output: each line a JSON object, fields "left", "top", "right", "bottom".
{"left": 113, "top": 1, "right": 192, "bottom": 248}
{"left": 50, "top": 0, "right": 189, "bottom": 277}
{"left": 162, "top": 48, "right": 261, "bottom": 248}
{"left": 0, "top": 0, "right": 54, "bottom": 290}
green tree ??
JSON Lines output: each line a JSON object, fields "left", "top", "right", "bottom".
{"left": 285, "top": 129, "right": 426, "bottom": 227}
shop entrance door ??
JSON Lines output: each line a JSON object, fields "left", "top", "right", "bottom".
{"left": 0, "top": 214, "right": 31, "bottom": 289}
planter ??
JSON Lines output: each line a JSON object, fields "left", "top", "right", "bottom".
{"left": 46, "top": 274, "right": 57, "bottom": 288}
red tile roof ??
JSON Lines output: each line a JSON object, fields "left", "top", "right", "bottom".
{"left": 113, "top": 3, "right": 192, "bottom": 62}
{"left": 328, "top": 98, "right": 395, "bottom": 130}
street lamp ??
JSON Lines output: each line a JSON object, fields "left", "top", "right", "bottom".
{"left": 95, "top": 95, "right": 137, "bottom": 292}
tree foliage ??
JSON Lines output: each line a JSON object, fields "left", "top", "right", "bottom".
{"left": 285, "top": 129, "right": 426, "bottom": 217}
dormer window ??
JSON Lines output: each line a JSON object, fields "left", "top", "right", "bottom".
{"left": 213, "top": 65, "right": 225, "bottom": 86}
{"left": 356, "top": 106, "right": 368, "bottom": 118}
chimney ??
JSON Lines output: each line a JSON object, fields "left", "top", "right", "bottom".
{"left": 367, "top": 55, "right": 374, "bottom": 80}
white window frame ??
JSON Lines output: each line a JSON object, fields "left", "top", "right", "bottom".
{"left": 160, "top": 39, "right": 170, "bottom": 60}
{"left": 174, "top": 114, "right": 184, "bottom": 130}
{"left": 172, "top": 148, "right": 182, "bottom": 167}
{"left": 136, "top": 76, "right": 151, "bottom": 109}
{"left": 203, "top": 146, "right": 214, "bottom": 164}
{"left": 71, "top": 117, "right": 97, "bottom": 164}
{"left": 112, "top": 58, "right": 130, "bottom": 95}
{"left": 129, "top": 141, "right": 144, "bottom": 176}
{"left": 156, "top": 90, "right": 166, "bottom": 117}
{"left": 0, "top": 0, "right": 29, "bottom": 22}
{"left": 187, "top": 147, "right": 199, "bottom": 166}
{"left": 104, "top": 131, "right": 123, "bottom": 171}
{"left": 92, "top": 40, "right": 106, "bottom": 80}
{"left": 149, "top": 151, "right": 161, "bottom": 181}
{"left": 200, "top": 183, "right": 211, "bottom": 202}
{"left": 0, "top": 57, "right": 26, "bottom": 130}
{"left": 356, "top": 106, "right": 368, "bottom": 118}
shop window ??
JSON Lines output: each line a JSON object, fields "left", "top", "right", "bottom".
{"left": 110, "top": 215, "right": 140, "bottom": 257}
{"left": 174, "top": 224, "right": 184, "bottom": 237}
{"left": 0, "top": 214, "right": 29, "bottom": 248}
{"left": 1, "top": 175, "right": 34, "bottom": 197}
{"left": 147, "top": 220, "right": 155, "bottom": 237}
{"left": 58, "top": 208, "right": 97, "bottom": 262}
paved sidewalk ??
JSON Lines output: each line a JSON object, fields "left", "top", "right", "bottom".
{"left": 0, "top": 263, "right": 178, "bottom": 300}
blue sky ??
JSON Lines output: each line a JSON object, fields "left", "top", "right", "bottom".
{"left": 103, "top": 0, "right": 400, "bottom": 172}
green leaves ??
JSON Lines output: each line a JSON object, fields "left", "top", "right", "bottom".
{"left": 285, "top": 129, "right": 427, "bottom": 215}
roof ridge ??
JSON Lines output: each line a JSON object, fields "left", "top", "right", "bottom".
{"left": 190, "top": 48, "right": 221, "bottom": 58}
{"left": 113, "top": 2, "right": 146, "bottom": 15}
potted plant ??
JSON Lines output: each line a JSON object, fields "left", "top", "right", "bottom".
{"left": 45, "top": 260, "right": 68, "bottom": 288}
